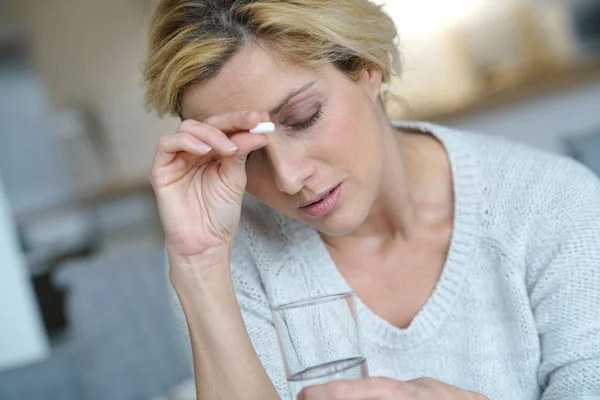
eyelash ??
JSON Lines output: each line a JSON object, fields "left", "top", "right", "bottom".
{"left": 290, "top": 104, "right": 323, "bottom": 131}
{"left": 246, "top": 104, "right": 324, "bottom": 164}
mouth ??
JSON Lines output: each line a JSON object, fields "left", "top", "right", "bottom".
{"left": 299, "top": 183, "right": 343, "bottom": 218}
{"left": 300, "top": 186, "right": 337, "bottom": 207}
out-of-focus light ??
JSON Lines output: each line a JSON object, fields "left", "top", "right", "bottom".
{"left": 372, "top": 0, "right": 518, "bottom": 36}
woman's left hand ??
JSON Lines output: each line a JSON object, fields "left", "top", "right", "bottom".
{"left": 297, "top": 377, "right": 488, "bottom": 400}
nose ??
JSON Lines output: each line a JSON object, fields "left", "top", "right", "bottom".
{"left": 267, "top": 143, "right": 314, "bottom": 195}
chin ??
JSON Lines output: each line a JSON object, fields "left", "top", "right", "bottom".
{"left": 310, "top": 206, "right": 370, "bottom": 237}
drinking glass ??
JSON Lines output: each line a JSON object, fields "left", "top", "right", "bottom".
{"left": 272, "top": 292, "right": 368, "bottom": 398}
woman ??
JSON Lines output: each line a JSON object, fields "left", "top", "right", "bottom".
{"left": 143, "top": 1, "right": 600, "bottom": 399}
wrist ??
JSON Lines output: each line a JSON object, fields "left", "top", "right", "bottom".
{"left": 168, "top": 243, "right": 231, "bottom": 272}
{"left": 168, "top": 245, "right": 231, "bottom": 288}
{"left": 171, "top": 262, "right": 240, "bottom": 334}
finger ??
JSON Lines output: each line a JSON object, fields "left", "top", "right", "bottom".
{"left": 218, "top": 132, "right": 268, "bottom": 192}
{"left": 409, "top": 378, "right": 482, "bottom": 398}
{"left": 162, "top": 132, "right": 212, "bottom": 154}
{"left": 177, "top": 120, "right": 240, "bottom": 157}
{"left": 298, "top": 378, "right": 410, "bottom": 400}
{"left": 228, "top": 132, "right": 269, "bottom": 161}
{"left": 297, "top": 385, "right": 330, "bottom": 400}
{"left": 467, "top": 391, "right": 488, "bottom": 400}
{"left": 153, "top": 132, "right": 212, "bottom": 167}
{"left": 203, "top": 110, "right": 268, "bottom": 134}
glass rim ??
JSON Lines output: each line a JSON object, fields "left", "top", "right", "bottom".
{"left": 271, "top": 291, "right": 355, "bottom": 312}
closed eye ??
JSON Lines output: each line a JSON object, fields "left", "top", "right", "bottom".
{"left": 289, "top": 104, "right": 323, "bottom": 131}
{"left": 248, "top": 103, "right": 323, "bottom": 164}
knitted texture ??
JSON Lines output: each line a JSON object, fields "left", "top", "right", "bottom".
{"left": 170, "top": 122, "right": 600, "bottom": 400}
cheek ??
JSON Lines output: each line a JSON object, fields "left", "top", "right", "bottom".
{"left": 318, "top": 114, "right": 352, "bottom": 157}
{"left": 314, "top": 100, "right": 376, "bottom": 167}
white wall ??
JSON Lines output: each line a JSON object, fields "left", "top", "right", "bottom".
{"left": 0, "top": 175, "right": 49, "bottom": 371}
{"left": 445, "top": 78, "right": 600, "bottom": 154}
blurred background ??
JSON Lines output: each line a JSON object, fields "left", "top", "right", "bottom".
{"left": 0, "top": 0, "right": 599, "bottom": 399}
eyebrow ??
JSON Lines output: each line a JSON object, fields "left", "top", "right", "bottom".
{"left": 269, "top": 81, "right": 317, "bottom": 116}
{"left": 186, "top": 80, "right": 318, "bottom": 121}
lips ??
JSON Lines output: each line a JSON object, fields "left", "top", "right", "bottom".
{"left": 301, "top": 187, "right": 336, "bottom": 207}
{"left": 299, "top": 183, "right": 343, "bottom": 218}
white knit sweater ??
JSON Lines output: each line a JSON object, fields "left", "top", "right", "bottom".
{"left": 171, "top": 122, "right": 600, "bottom": 400}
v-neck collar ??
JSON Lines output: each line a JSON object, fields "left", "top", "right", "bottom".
{"left": 291, "top": 122, "right": 481, "bottom": 350}
{"left": 241, "top": 121, "right": 482, "bottom": 350}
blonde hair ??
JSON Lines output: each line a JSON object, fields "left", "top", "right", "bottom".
{"left": 143, "top": 0, "right": 401, "bottom": 117}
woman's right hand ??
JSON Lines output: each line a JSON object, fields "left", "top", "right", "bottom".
{"left": 149, "top": 111, "right": 269, "bottom": 272}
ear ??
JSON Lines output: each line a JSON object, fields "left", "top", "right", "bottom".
{"left": 360, "top": 66, "right": 383, "bottom": 103}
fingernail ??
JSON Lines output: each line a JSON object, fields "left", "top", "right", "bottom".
{"left": 196, "top": 141, "right": 212, "bottom": 152}
{"left": 221, "top": 138, "right": 238, "bottom": 151}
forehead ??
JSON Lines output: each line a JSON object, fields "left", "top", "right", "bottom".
{"left": 181, "top": 45, "right": 323, "bottom": 120}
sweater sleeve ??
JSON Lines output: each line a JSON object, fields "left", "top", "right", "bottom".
{"left": 527, "top": 164, "right": 600, "bottom": 399}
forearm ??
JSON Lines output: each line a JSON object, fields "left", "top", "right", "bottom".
{"left": 172, "top": 257, "right": 280, "bottom": 400}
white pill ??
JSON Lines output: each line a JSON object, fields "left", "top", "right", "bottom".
{"left": 250, "top": 122, "right": 275, "bottom": 134}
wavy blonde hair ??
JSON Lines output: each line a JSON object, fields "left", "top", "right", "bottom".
{"left": 143, "top": 0, "right": 401, "bottom": 117}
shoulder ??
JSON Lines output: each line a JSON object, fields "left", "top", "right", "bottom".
{"left": 410, "top": 122, "right": 599, "bottom": 269}
{"left": 459, "top": 125, "right": 600, "bottom": 222}
{"left": 397, "top": 121, "right": 592, "bottom": 198}
{"left": 432, "top": 123, "right": 600, "bottom": 267}
{"left": 421, "top": 122, "right": 592, "bottom": 194}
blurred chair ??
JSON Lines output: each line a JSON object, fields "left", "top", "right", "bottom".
{"left": 564, "top": 126, "right": 600, "bottom": 176}
{"left": 0, "top": 248, "right": 192, "bottom": 400}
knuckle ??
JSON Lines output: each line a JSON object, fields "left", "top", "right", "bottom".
{"left": 384, "top": 378, "right": 407, "bottom": 394}
{"left": 188, "top": 121, "right": 223, "bottom": 140}
{"left": 413, "top": 377, "right": 434, "bottom": 386}
{"left": 381, "top": 379, "right": 413, "bottom": 396}
{"left": 243, "top": 110, "right": 260, "bottom": 121}
{"left": 148, "top": 171, "right": 159, "bottom": 187}
{"left": 205, "top": 124, "right": 226, "bottom": 139}
{"left": 202, "top": 115, "right": 218, "bottom": 125}
{"left": 203, "top": 115, "right": 230, "bottom": 130}
{"left": 327, "top": 381, "right": 350, "bottom": 398}
{"left": 157, "top": 135, "right": 170, "bottom": 147}
{"left": 179, "top": 119, "right": 200, "bottom": 131}
{"left": 298, "top": 385, "right": 319, "bottom": 399}
{"left": 180, "top": 133, "right": 195, "bottom": 145}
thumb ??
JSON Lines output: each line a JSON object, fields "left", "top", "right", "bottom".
{"left": 219, "top": 133, "right": 267, "bottom": 191}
